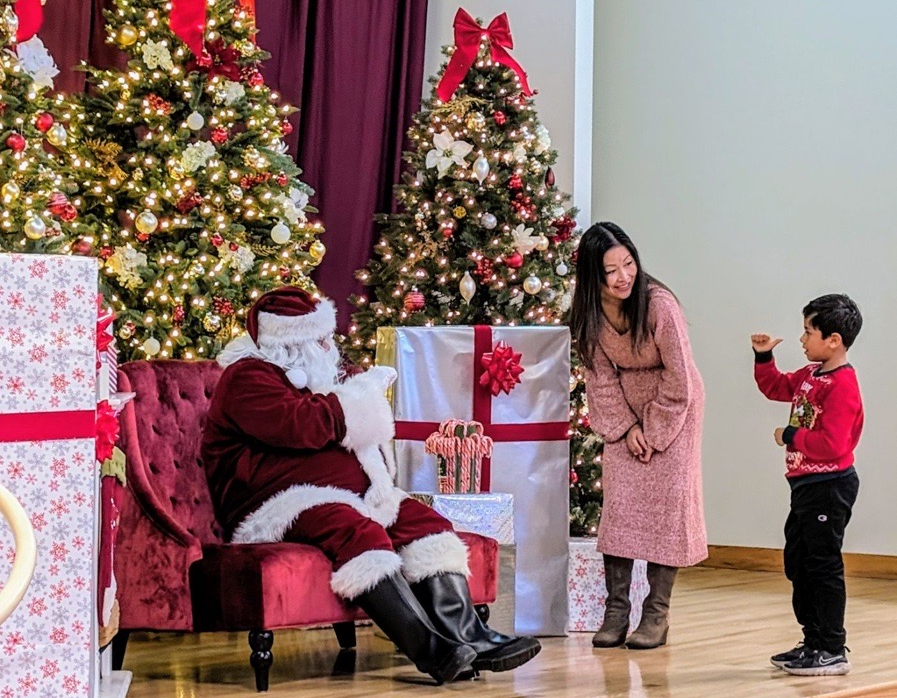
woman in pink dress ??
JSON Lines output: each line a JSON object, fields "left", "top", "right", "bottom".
{"left": 570, "top": 222, "right": 707, "bottom": 650}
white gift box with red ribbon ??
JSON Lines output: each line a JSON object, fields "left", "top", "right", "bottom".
{"left": 0, "top": 254, "right": 100, "bottom": 697}
{"left": 377, "top": 325, "right": 570, "bottom": 635}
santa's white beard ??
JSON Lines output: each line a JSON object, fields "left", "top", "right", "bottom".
{"left": 258, "top": 338, "right": 343, "bottom": 394}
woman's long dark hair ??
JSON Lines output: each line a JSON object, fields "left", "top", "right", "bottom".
{"left": 570, "top": 221, "right": 668, "bottom": 370}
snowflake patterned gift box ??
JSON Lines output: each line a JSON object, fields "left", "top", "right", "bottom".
{"left": 567, "top": 537, "right": 650, "bottom": 633}
{"left": 377, "top": 325, "right": 570, "bottom": 636}
{"left": 0, "top": 254, "right": 100, "bottom": 697}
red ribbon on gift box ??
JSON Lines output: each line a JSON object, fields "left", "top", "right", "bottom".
{"left": 394, "top": 326, "right": 568, "bottom": 490}
{"left": 0, "top": 411, "right": 95, "bottom": 442}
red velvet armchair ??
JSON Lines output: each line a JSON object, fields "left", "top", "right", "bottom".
{"left": 112, "top": 360, "right": 499, "bottom": 691}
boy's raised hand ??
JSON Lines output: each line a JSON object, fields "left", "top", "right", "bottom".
{"left": 751, "top": 333, "right": 783, "bottom": 353}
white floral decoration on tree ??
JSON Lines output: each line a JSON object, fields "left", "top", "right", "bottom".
{"left": 15, "top": 37, "right": 59, "bottom": 90}
{"left": 181, "top": 141, "right": 217, "bottom": 172}
{"left": 512, "top": 223, "right": 538, "bottom": 254}
{"left": 141, "top": 39, "right": 174, "bottom": 72}
{"left": 425, "top": 129, "right": 473, "bottom": 178}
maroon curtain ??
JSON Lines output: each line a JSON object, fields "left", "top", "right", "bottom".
{"left": 257, "top": 0, "right": 429, "bottom": 330}
{"left": 41, "top": 0, "right": 429, "bottom": 332}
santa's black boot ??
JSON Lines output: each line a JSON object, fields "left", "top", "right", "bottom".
{"left": 354, "top": 573, "right": 476, "bottom": 684}
{"left": 411, "top": 572, "right": 541, "bottom": 672}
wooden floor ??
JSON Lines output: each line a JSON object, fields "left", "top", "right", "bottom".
{"left": 119, "top": 567, "right": 897, "bottom": 698}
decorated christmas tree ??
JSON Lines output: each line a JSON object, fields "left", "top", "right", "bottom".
{"left": 0, "top": 1, "right": 85, "bottom": 253}
{"left": 69, "top": 0, "right": 325, "bottom": 361}
{"left": 343, "top": 10, "right": 602, "bottom": 535}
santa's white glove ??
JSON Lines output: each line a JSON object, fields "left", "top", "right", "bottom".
{"left": 333, "top": 370, "right": 395, "bottom": 451}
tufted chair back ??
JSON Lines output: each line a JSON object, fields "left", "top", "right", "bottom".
{"left": 119, "top": 360, "right": 224, "bottom": 544}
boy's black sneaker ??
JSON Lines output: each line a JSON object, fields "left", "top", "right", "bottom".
{"left": 770, "top": 642, "right": 811, "bottom": 669}
{"left": 783, "top": 648, "right": 850, "bottom": 676}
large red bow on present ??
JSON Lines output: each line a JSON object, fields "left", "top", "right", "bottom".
{"left": 14, "top": 0, "right": 43, "bottom": 42}
{"left": 479, "top": 341, "right": 525, "bottom": 396}
{"left": 436, "top": 8, "right": 533, "bottom": 103}
{"left": 96, "top": 400, "right": 119, "bottom": 463}
{"left": 170, "top": 0, "right": 207, "bottom": 57}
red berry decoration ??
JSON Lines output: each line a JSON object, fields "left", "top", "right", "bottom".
{"left": 570, "top": 469, "right": 579, "bottom": 485}
{"left": 35, "top": 112, "right": 55, "bottom": 132}
{"left": 275, "top": 173, "right": 289, "bottom": 187}
{"left": 99, "top": 246, "right": 114, "bottom": 260}
{"left": 172, "top": 305, "right": 186, "bottom": 325}
{"left": 210, "top": 127, "right": 229, "bottom": 144}
{"left": 504, "top": 252, "right": 523, "bottom": 269}
{"left": 279, "top": 265, "right": 292, "bottom": 280}
{"left": 136, "top": 232, "right": 151, "bottom": 243}
{"left": 6, "top": 133, "right": 26, "bottom": 152}
{"left": 492, "top": 111, "right": 507, "bottom": 126}
{"left": 550, "top": 215, "right": 576, "bottom": 243}
{"left": 212, "top": 297, "right": 235, "bottom": 316}
{"left": 508, "top": 174, "right": 523, "bottom": 190}
{"left": 403, "top": 290, "right": 425, "bottom": 312}
{"left": 473, "top": 257, "right": 495, "bottom": 281}
{"left": 176, "top": 190, "right": 203, "bottom": 214}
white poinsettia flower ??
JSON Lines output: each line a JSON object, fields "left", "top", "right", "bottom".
{"left": 278, "top": 187, "right": 309, "bottom": 225}
{"left": 141, "top": 39, "right": 174, "bottom": 72}
{"left": 534, "top": 124, "right": 551, "bottom": 154}
{"left": 219, "top": 244, "right": 255, "bottom": 273}
{"left": 512, "top": 223, "right": 538, "bottom": 254}
{"left": 425, "top": 129, "right": 474, "bottom": 177}
{"left": 15, "top": 37, "right": 59, "bottom": 90}
{"left": 106, "top": 246, "right": 147, "bottom": 290}
{"left": 221, "top": 80, "right": 246, "bottom": 106}
{"left": 513, "top": 144, "right": 527, "bottom": 163}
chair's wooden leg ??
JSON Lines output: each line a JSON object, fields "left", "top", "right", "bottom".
{"left": 111, "top": 630, "right": 130, "bottom": 670}
{"left": 475, "top": 604, "right": 490, "bottom": 624}
{"left": 332, "top": 621, "right": 356, "bottom": 649}
{"left": 248, "top": 630, "right": 274, "bottom": 692}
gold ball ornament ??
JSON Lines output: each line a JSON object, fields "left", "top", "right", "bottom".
{"left": 523, "top": 275, "right": 543, "bottom": 295}
{"left": 46, "top": 123, "right": 68, "bottom": 147}
{"left": 535, "top": 235, "right": 550, "bottom": 251}
{"left": 1, "top": 181, "right": 21, "bottom": 202}
{"left": 466, "top": 112, "right": 486, "bottom": 131}
{"left": 119, "top": 324, "right": 134, "bottom": 340}
{"left": 142, "top": 337, "right": 161, "bottom": 356}
{"left": 117, "top": 24, "right": 139, "bottom": 47}
{"left": 135, "top": 210, "right": 159, "bottom": 235}
{"left": 452, "top": 206, "right": 467, "bottom": 219}
{"left": 24, "top": 216, "right": 47, "bottom": 240}
{"left": 203, "top": 314, "right": 222, "bottom": 333}
{"left": 309, "top": 241, "right": 326, "bottom": 260}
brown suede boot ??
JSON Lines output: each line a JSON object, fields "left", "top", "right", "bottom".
{"left": 625, "top": 563, "right": 678, "bottom": 650}
{"left": 591, "top": 555, "right": 634, "bottom": 648}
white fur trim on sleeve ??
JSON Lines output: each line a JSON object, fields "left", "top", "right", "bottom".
{"left": 399, "top": 532, "right": 471, "bottom": 583}
{"left": 330, "top": 549, "right": 403, "bottom": 600}
{"left": 257, "top": 298, "right": 336, "bottom": 345}
{"left": 230, "top": 484, "right": 369, "bottom": 544}
{"left": 333, "top": 377, "right": 395, "bottom": 451}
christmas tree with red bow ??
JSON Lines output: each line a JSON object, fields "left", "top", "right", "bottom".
{"left": 0, "top": 0, "right": 86, "bottom": 253}
{"left": 343, "top": 10, "right": 602, "bottom": 535}
{"left": 67, "top": 0, "right": 326, "bottom": 361}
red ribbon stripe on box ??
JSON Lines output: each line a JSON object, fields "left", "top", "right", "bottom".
{"left": 0, "top": 411, "right": 96, "bottom": 443}
{"left": 436, "top": 8, "right": 533, "bottom": 103}
{"left": 394, "top": 325, "right": 568, "bottom": 491}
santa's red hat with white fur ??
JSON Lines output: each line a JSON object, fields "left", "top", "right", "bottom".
{"left": 246, "top": 286, "right": 336, "bottom": 347}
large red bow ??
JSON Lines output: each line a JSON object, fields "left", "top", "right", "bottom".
{"left": 96, "top": 401, "right": 119, "bottom": 464}
{"left": 479, "top": 341, "right": 525, "bottom": 397}
{"left": 14, "top": 0, "right": 43, "bottom": 42}
{"left": 170, "top": 0, "right": 207, "bottom": 57}
{"left": 436, "top": 8, "right": 533, "bottom": 103}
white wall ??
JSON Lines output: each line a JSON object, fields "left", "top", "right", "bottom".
{"left": 593, "top": 1, "right": 897, "bottom": 554}
{"left": 424, "top": 1, "right": 592, "bottom": 223}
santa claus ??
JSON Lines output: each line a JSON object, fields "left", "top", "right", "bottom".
{"left": 201, "top": 286, "right": 540, "bottom": 683}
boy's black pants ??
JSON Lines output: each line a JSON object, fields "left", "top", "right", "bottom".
{"left": 783, "top": 472, "right": 859, "bottom": 653}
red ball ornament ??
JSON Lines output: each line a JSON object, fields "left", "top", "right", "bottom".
{"left": 492, "top": 111, "right": 507, "bottom": 126}
{"left": 60, "top": 204, "right": 78, "bottom": 222}
{"left": 504, "top": 252, "right": 523, "bottom": 269}
{"left": 403, "top": 290, "right": 425, "bottom": 312}
{"left": 275, "top": 173, "right": 289, "bottom": 187}
{"left": 508, "top": 174, "right": 523, "bottom": 190}
{"left": 281, "top": 119, "right": 294, "bottom": 135}
{"left": 279, "top": 265, "right": 292, "bottom": 280}
{"left": 248, "top": 71, "right": 264, "bottom": 87}
{"left": 545, "top": 167, "right": 555, "bottom": 187}
{"left": 70, "top": 238, "right": 93, "bottom": 256}
{"left": 35, "top": 113, "right": 55, "bottom": 133}
{"left": 228, "top": 242, "right": 239, "bottom": 252}
{"left": 136, "top": 232, "right": 151, "bottom": 243}
{"left": 211, "top": 127, "right": 229, "bottom": 144}
{"left": 6, "top": 133, "right": 26, "bottom": 152}
{"left": 570, "top": 469, "right": 579, "bottom": 485}
{"left": 47, "top": 192, "right": 69, "bottom": 216}
{"left": 211, "top": 233, "right": 224, "bottom": 247}
{"left": 99, "top": 246, "right": 114, "bottom": 260}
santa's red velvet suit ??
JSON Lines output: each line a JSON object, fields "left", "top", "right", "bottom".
{"left": 201, "top": 288, "right": 470, "bottom": 602}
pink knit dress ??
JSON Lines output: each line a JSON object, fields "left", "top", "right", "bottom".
{"left": 584, "top": 287, "right": 708, "bottom": 567}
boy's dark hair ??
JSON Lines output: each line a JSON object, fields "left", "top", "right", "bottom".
{"left": 803, "top": 294, "right": 863, "bottom": 348}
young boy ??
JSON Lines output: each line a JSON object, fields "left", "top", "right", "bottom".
{"left": 751, "top": 294, "right": 863, "bottom": 677}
